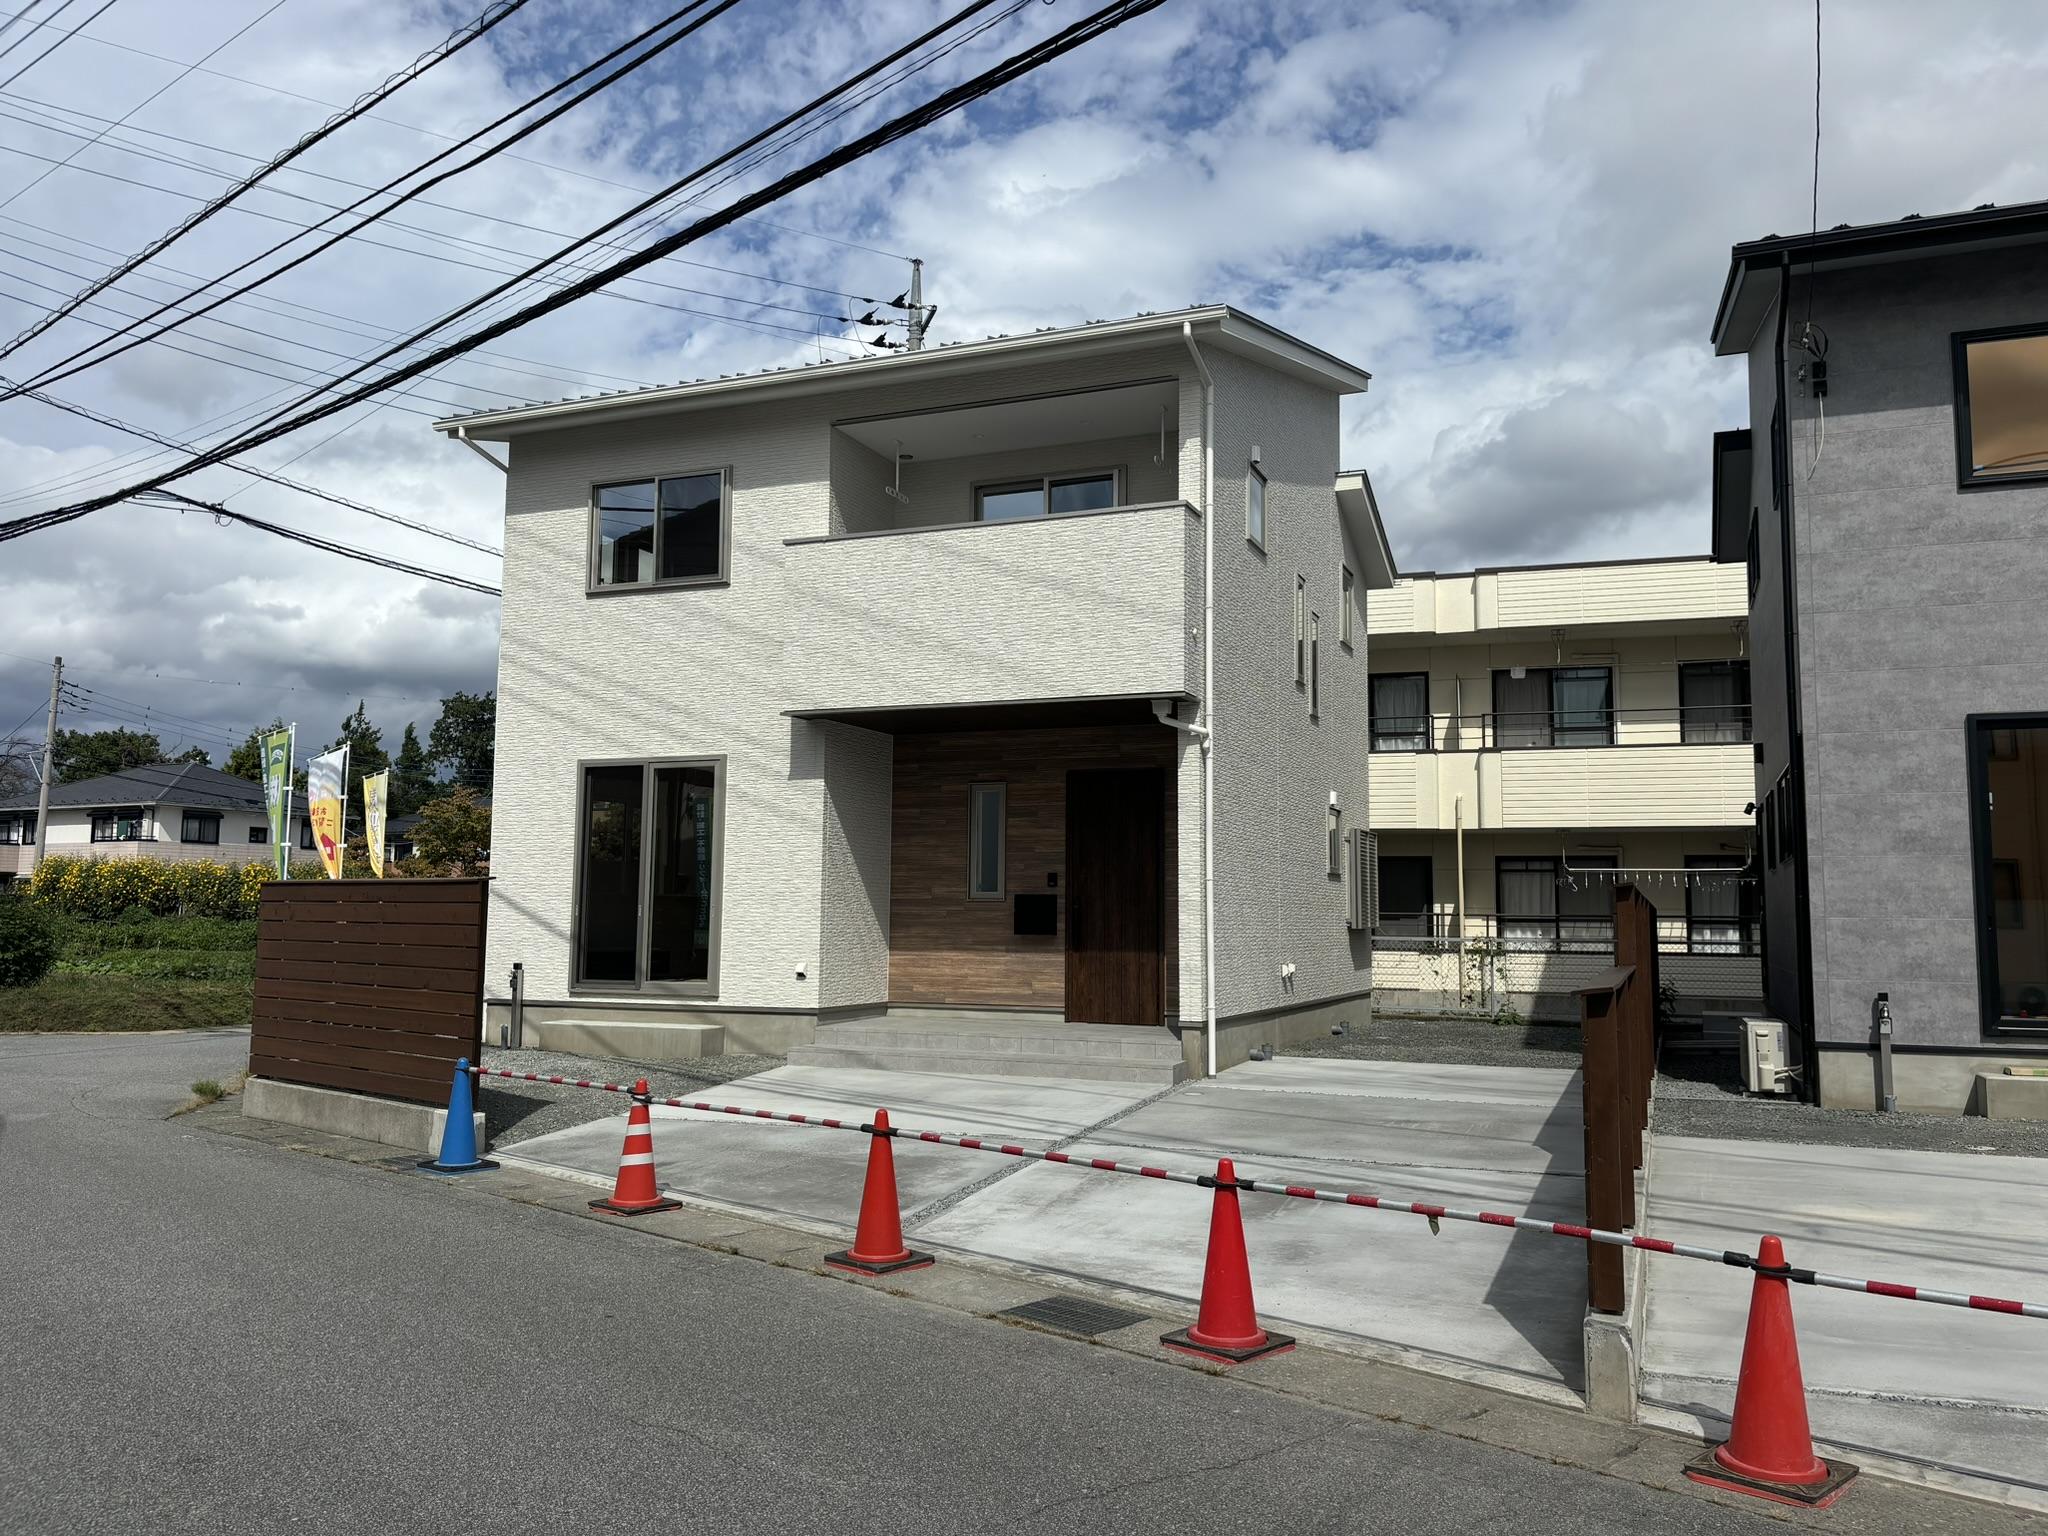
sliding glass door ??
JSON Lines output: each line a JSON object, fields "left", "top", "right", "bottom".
{"left": 575, "top": 758, "right": 723, "bottom": 992}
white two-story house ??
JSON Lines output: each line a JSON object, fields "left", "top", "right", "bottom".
{"left": 1365, "top": 557, "right": 1762, "bottom": 1021}
{"left": 437, "top": 307, "right": 1395, "bottom": 1080}
{"left": 0, "top": 761, "right": 274, "bottom": 883}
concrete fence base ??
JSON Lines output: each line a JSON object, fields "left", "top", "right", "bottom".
{"left": 241, "top": 1076, "right": 485, "bottom": 1157}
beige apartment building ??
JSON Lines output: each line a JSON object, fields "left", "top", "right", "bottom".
{"left": 1365, "top": 555, "right": 1763, "bottom": 1020}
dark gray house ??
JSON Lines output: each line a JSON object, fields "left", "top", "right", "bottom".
{"left": 1710, "top": 200, "right": 2048, "bottom": 1111}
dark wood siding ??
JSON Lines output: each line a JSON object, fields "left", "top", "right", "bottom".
{"left": 249, "top": 878, "right": 487, "bottom": 1105}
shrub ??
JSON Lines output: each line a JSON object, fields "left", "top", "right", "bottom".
{"left": 0, "top": 896, "right": 59, "bottom": 986}
{"left": 31, "top": 855, "right": 340, "bottom": 920}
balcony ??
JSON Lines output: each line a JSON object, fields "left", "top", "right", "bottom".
{"left": 1365, "top": 707, "right": 1754, "bottom": 831}
{"left": 782, "top": 499, "right": 1200, "bottom": 715}
{"left": 1371, "top": 912, "right": 1762, "bottom": 956}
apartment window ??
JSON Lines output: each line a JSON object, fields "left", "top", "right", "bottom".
{"left": 1340, "top": 566, "right": 1355, "bottom": 646}
{"left": 1685, "top": 854, "right": 1757, "bottom": 954}
{"left": 1246, "top": 464, "right": 1267, "bottom": 547}
{"left": 1369, "top": 673, "right": 1430, "bottom": 752}
{"left": 591, "top": 469, "right": 728, "bottom": 589}
{"left": 1953, "top": 323, "right": 2048, "bottom": 488}
{"left": 1294, "top": 576, "right": 1306, "bottom": 683}
{"left": 299, "top": 818, "right": 316, "bottom": 851}
{"left": 574, "top": 758, "right": 723, "bottom": 991}
{"left": 1498, "top": 855, "right": 1616, "bottom": 951}
{"left": 968, "top": 782, "right": 1006, "bottom": 899}
{"left": 1492, "top": 667, "right": 1613, "bottom": 749}
{"left": 248, "top": 825, "right": 268, "bottom": 844}
{"left": 0, "top": 814, "right": 31, "bottom": 844}
{"left": 1309, "top": 613, "right": 1321, "bottom": 717}
{"left": 180, "top": 812, "right": 221, "bottom": 845}
{"left": 974, "top": 470, "right": 1118, "bottom": 522}
{"left": 1375, "top": 855, "right": 1435, "bottom": 938}
{"left": 92, "top": 810, "right": 145, "bottom": 842}
{"left": 1679, "top": 661, "right": 1752, "bottom": 743}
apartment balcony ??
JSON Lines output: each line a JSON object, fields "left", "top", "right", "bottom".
{"left": 783, "top": 379, "right": 1199, "bottom": 716}
{"left": 1365, "top": 707, "right": 1754, "bottom": 831}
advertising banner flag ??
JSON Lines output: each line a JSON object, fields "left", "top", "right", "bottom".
{"left": 261, "top": 725, "right": 294, "bottom": 879}
{"left": 363, "top": 769, "right": 389, "bottom": 879}
{"left": 307, "top": 746, "right": 349, "bottom": 880}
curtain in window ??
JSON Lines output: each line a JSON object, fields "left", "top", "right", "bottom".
{"left": 1552, "top": 667, "right": 1613, "bottom": 747}
{"left": 1682, "top": 664, "right": 1749, "bottom": 743}
{"left": 1687, "top": 856, "right": 1746, "bottom": 953}
{"left": 1498, "top": 857, "right": 1556, "bottom": 949}
{"left": 1558, "top": 856, "right": 1617, "bottom": 950}
{"left": 1494, "top": 670, "right": 1550, "bottom": 749}
{"left": 1372, "top": 675, "right": 1429, "bottom": 751}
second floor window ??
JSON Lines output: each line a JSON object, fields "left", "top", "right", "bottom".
{"left": 1493, "top": 666, "right": 1613, "bottom": 749}
{"left": 975, "top": 470, "right": 1118, "bottom": 522}
{"left": 1340, "top": 566, "right": 1355, "bottom": 646}
{"left": 592, "top": 470, "right": 727, "bottom": 590}
{"left": 1679, "top": 660, "right": 1751, "bottom": 743}
{"left": 1369, "top": 672, "right": 1429, "bottom": 752}
{"left": 1954, "top": 323, "right": 2048, "bottom": 488}
{"left": 1246, "top": 463, "right": 1267, "bottom": 547}
{"left": 180, "top": 812, "right": 221, "bottom": 845}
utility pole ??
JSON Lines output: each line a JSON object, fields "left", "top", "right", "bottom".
{"left": 905, "top": 258, "right": 936, "bottom": 351}
{"left": 33, "top": 655, "right": 58, "bottom": 871}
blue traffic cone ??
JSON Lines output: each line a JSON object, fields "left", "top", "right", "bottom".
{"left": 418, "top": 1058, "right": 497, "bottom": 1173}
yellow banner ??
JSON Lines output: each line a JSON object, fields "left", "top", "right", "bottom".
{"left": 307, "top": 746, "right": 349, "bottom": 880}
{"left": 363, "top": 769, "right": 388, "bottom": 879}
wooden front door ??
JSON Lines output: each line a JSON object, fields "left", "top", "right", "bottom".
{"left": 1065, "top": 767, "right": 1165, "bottom": 1025}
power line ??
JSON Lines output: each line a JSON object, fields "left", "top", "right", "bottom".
{"left": 136, "top": 488, "right": 501, "bottom": 595}
{"left": 0, "top": 0, "right": 285, "bottom": 215}
{"left": 0, "top": 0, "right": 1173, "bottom": 549}
{"left": 0, "top": 90, "right": 901, "bottom": 311}
{"left": 0, "top": 646, "right": 460, "bottom": 714}
{"left": 0, "top": 0, "right": 533, "bottom": 365}
{"left": 0, "top": 0, "right": 758, "bottom": 399}
{"left": 0, "top": 1, "right": 912, "bottom": 262}
{"left": 8, "top": 380, "right": 502, "bottom": 555}
{"left": 0, "top": 0, "right": 115, "bottom": 93}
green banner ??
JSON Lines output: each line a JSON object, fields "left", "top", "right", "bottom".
{"left": 262, "top": 725, "right": 294, "bottom": 879}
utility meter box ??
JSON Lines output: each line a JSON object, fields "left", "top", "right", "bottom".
{"left": 1740, "top": 1017, "right": 1790, "bottom": 1095}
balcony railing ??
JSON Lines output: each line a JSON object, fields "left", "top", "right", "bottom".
{"left": 1368, "top": 705, "right": 1752, "bottom": 754}
{"left": 1373, "top": 912, "right": 1761, "bottom": 956}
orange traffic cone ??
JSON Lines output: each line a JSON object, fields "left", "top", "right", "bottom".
{"left": 825, "top": 1109, "right": 933, "bottom": 1275}
{"left": 1684, "top": 1235, "right": 1857, "bottom": 1507}
{"left": 1161, "top": 1158, "right": 1295, "bottom": 1363}
{"left": 589, "top": 1082, "right": 684, "bottom": 1217}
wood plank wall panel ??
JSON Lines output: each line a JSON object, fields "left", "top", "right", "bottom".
{"left": 249, "top": 878, "right": 487, "bottom": 1105}
{"left": 888, "top": 725, "right": 1176, "bottom": 1012}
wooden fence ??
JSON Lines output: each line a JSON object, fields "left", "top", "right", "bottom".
{"left": 1576, "top": 884, "right": 1659, "bottom": 1314}
{"left": 250, "top": 878, "right": 487, "bottom": 1106}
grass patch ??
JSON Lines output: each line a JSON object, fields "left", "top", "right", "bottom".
{"left": 0, "top": 972, "right": 252, "bottom": 1032}
{"left": 191, "top": 1078, "right": 226, "bottom": 1102}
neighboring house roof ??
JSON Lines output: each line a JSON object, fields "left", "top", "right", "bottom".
{"left": 0, "top": 761, "right": 266, "bottom": 814}
{"left": 434, "top": 306, "right": 1373, "bottom": 441}
{"left": 1712, "top": 197, "right": 2048, "bottom": 354}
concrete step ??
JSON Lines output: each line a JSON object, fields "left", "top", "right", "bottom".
{"left": 525, "top": 1017, "right": 725, "bottom": 1063}
{"left": 810, "top": 1023, "right": 1184, "bottom": 1064}
{"left": 784, "top": 1042, "right": 1186, "bottom": 1085}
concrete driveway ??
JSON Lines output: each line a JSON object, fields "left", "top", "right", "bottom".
{"left": 496, "top": 1056, "right": 1591, "bottom": 1403}
{"left": 1640, "top": 1134, "right": 2048, "bottom": 1507}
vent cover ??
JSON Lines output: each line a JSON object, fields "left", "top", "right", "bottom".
{"left": 1348, "top": 828, "right": 1378, "bottom": 931}
{"left": 999, "top": 1295, "right": 1149, "bottom": 1337}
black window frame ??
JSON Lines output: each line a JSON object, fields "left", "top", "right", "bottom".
{"left": 299, "top": 817, "right": 316, "bottom": 851}
{"left": 972, "top": 467, "right": 1122, "bottom": 523}
{"left": 1494, "top": 854, "right": 1618, "bottom": 952}
{"left": 248, "top": 825, "right": 269, "bottom": 844}
{"left": 588, "top": 467, "right": 732, "bottom": 593}
{"left": 179, "top": 811, "right": 221, "bottom": 845}
{"left": 1373, "top": 854, "right": 1435, "bottom": 937}
{"left": 1490, "top": 666, "right": 1615, "bottom": 750}
{"left": 1966, "top": 711, "right": 2048, "bottom": 1038}
{"left": 1369, "top": 671, "right": 1431, "bottom": 753}
{"left": 91, "top": 808, "right": 145, "bottom": 842}
{"left": 1678, "top": 659, "right": 1753, "bottom": 744}
{"left": 0, "top": 813, "right": 31, "bottom": 845}
{"left": 1951, "top": 322, "right": 2048, "bottom": 492}
{"left": 1683, "top": 853, "right": 1760, "bottom": 955}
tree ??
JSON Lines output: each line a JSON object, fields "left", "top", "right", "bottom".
{"left": 412, "top": 787, "right": 490, "bottom": 875}
{"left": 225, "top": 718, "right": 287, "bottom": 782}
{"left": 53, "top": 727, "right": 163, "bottom": 783}
{"left": 389, "top": 723, "right": 434, "bottom": 817}
{"left": 171, "top": 744, "right": 211, "bottom": 767}
{"left": 327, "top": 700, "right": 389, "bottom": 808}
{"left": 427, "top": 690, "right": 495, "bottom": 793}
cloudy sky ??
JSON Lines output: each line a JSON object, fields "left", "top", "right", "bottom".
{"left": 2, "top": 0, "right": 2044, "bottom": 769}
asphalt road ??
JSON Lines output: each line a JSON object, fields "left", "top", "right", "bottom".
{"left": 0, "top": 1032, "right": 1978, "bottom": 1534}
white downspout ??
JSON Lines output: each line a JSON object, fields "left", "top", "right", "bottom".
{"left": 1181, "top": 322, "right": 1217, "bottom": 1078}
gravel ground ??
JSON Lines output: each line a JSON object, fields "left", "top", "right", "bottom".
{"left": 1285, "top": 1011, "right": 2048, "bottom": 1158}
{"left": 475, "top": 1044, "right": 784, "bottom": 1148}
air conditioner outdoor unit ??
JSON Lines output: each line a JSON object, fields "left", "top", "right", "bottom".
{"left": 1740, "top": 1017, "right": 1791, "bottom": 1095}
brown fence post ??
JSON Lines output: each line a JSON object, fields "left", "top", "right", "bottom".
{"left": 1578, "top": 965, "right": 1632, "bottom": 1314}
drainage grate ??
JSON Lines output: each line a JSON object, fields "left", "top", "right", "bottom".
{"left": 1000, "top": 1295, "right": 1149, "bottom": 1337}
